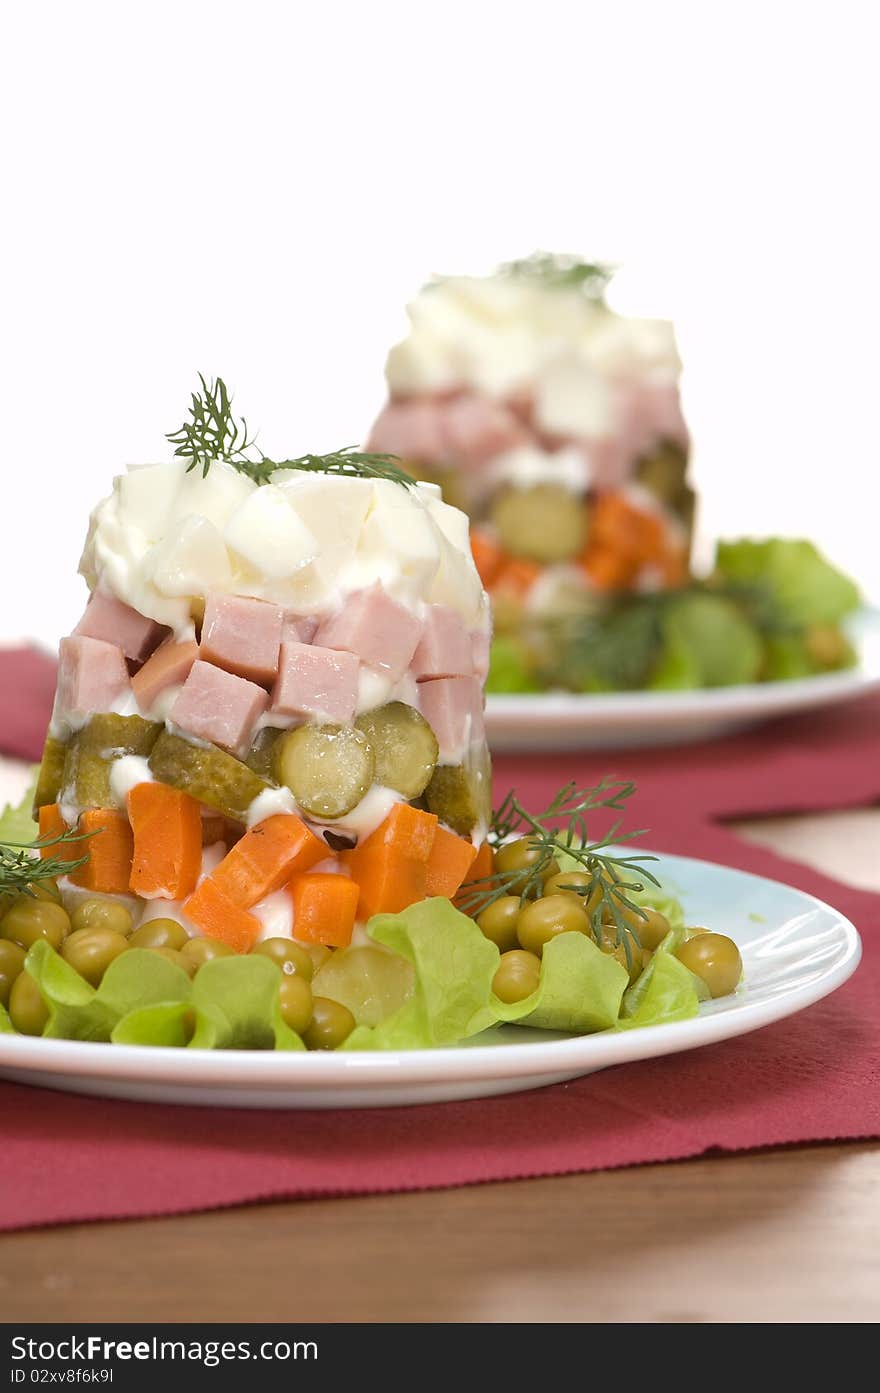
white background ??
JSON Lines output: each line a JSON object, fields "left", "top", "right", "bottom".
{"left": 1, "top": 0, "right": 877, "bottom": 648}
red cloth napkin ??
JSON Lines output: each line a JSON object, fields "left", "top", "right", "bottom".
{"left": 1, "top": 654, "right": 878, "bottom": 1233}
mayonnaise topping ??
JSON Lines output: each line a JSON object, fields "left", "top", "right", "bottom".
{"left": 80, "top": 464, "right": 490, "bottom": 636}
{"left": 385, "top": 273, "right": 682, "bottom": 438}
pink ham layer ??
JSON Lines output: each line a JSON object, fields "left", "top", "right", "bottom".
{"left": 57, "top": 636, "right": 131, "bottom": 720}
{"left": 201, "top": 594, "right": 284, "bottom": 687}
{"left": 56, "top": 584, "right": 490, "bottom": 767}
{"left": 73, "top": 589, "right": 169, "bottom": 664}
{"left": 169, "top": 660, "right": 268, "bottom": 755}
{"left": 367, "top": 382, "right": 689, "bottom": 490}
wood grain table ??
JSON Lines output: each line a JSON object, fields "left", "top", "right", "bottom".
{"left": 2, "top": 785, "right": 878, "bottom": 1324}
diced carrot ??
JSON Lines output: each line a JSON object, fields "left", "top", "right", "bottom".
{"left": 345, "top": 846, "right": 428, "bottom": 921}
{"left": 589, "top": 492, "right": 667, "bottom": 565}
{"left": 183, "top": 877, "right": 261, "bottom": 953}
{"left": 470, "top": 529, "right": 505, "bottom": 588}
{"left": 289, "top": 873, "right": 359, "bottom": 948}
{"left": 453, "top": 840, "right": 494, "bottom": 912}
{"left": 37, "top": 803, "right": 69, "bottom": 860}
{"left": 355, "top": 803, "right": 438, "bottom": 862}
{"left": 128, "top": 782, "right": 203, "bottom": 900}
{"left": 69, "top": 809, "right": 134, "bottom": 895}
{"left": 211, "top": 813, "right": 326, "bottom": 908}
{"left": 491, "top": 557, "right": 542, "bottom": 600}
{"left": 425, "top": 825, "right": 478, "bottom": 899}
{"left": 580, "top": 547, "right": 636, "bottom": 591}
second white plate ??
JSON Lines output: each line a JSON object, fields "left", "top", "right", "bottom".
{"left": 485, "top": 609, "right": 880, "bottom": 751}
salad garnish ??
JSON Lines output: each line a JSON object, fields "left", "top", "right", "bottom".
{"left": 458, "top": 776, "right": 660, "bottom": 965}
{"left": 498, "top": 251, "right": 616, "bottom": 298}
{"left": 0, "top": 825, "right": 93, "bottom": 898}
{"left": 167, "top": 374, "right": 415, "bottom": 489}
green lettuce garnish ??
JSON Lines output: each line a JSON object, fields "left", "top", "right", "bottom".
{"left": 26, "top": 940, "right": 192, "bottom": 1042}
{"left": 487, "top": 636, "right": 541, "bottom": 693}
{"left": 654, "top": 592, "right": 764, "bottom": 688}
{"left": 715, "top": 538, "right": 860, "bottom": 628}
{"left": 0, "top": 771, "right": 39, "bottom": 845}
{"left": 495, "top": 930, "right": 627, "bottom": 1032}
{"left": 619, "top": 926, "right": 704, "bottom": 1027}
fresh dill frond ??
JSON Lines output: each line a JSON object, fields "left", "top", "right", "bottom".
{"left": 499, "top": 252, "right": 616, "bottom": 298}
{"left": 0, "top": 825, "right": 95, "bottom": 897}
{"left": 457, "top": 776, "right": 659, "bottom": 964}
{"left": 166, "top": 376, "right": 414, "bottom": 489}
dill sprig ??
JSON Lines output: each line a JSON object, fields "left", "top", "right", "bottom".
{"left": 457, "top": 777, "right": 660, "bottom": 964}
{"left": 166, "top": 375, "right": 414, "bottom": 489}
{"left": 499, "top": 252, "right": 616, "bottom": 299}
{"left": 0, "top": 825, "right": 95, "bottom": 897}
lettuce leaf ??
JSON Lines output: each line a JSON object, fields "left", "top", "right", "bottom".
{"left": 486, "top": 637, "right": 541, "bottom": 694}
{"left": 654, "top": 592, "right": 764, "bottom": 687}
{"left": 495, "top": 930, "right": 628, "bottom": 1033}
{"left": 619, "top": 926, "right": 705, "bottom": 1027}
{"left": 0, "top": 771, "right": 39, "bottom": 845}
{"left": 26, "top": 940, "right": 192, "bottom": 1042}
{"left": 714, "top": 538, "right": 860, "bottom": 627}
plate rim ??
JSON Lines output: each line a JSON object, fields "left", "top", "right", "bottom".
{"left": 485, "top": 606, "right": 880, "bottom": 723}
{"left": 0, "top": 852, "right": 862, "bottom": 1091}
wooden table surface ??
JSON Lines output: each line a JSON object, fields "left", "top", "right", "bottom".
{"left": 2, "top": 785, "right": 878, "bottom": 1324}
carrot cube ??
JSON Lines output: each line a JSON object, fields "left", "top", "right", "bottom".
{"left": 355, "top": 803, "right": 438, "bottom": 861}
{"left": 470, "top": 530, "right": 505, "bottom": 588}
{"left": 491, "top": 558, "right": 542, "bottom": 600}
{"left": 425, "top": 825, "right": 478, "bottom": 899}
{"left": 37, "top": 803, "right": 69, "bottom": 860}
{"left": 68, "top": 809, "right": 134, "bottom": 895}
{"left": 128, "top": 782, "right": 203, "bottom": 900}
{"left": 289, "top": 873, "right": 360, "bottom": 948}
{"left": 453, "top": 840, "right": 493, "bottom": 912}
{"left": 183, "top": 877, "right": 261, "bottom": 953}
{"left": 211, "top": 813, "right": 326, "bottom": 908}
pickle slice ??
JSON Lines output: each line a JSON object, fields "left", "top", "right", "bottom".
{"left": 424, "top": 741, "right": 492, "bottom": 838}
{"left": 79, "top": 714, "right": 162, "bottom": 757}
{"left": 148, "top": 730, "right": 270, "bottom": 823}
{"left": 244, "top": 727, "right": 284, "bottom": 784}
{"left": 635, "top": 441, "right": 688, "bottom": 503}
{"left": 276, "top": 724, "right": 375, "bottom": 821}
{"left": 354, "top": 702, "right": 438, "bottom": 799}
{"left": 490, "top": 484, "right": 587, "bottom": 564}
{"left": 59, "top": 715, "right": 165, "bottom": 811}
{"left": 32, "top": 735, "right": 67, "bottom": 814}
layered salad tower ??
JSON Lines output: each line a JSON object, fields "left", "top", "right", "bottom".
{"left": 3, "top": 379, "right": 744, "bottom": 1051}
{"left": 367, "top": 256, "right": 694, "bottom": 684}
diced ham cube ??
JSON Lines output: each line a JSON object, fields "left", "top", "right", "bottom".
{"left": 366, "top": 399, "right": 449, "bottom": 464}
{"left": 74, "top": 588, "right": 168, "bottom": 664}
{"left": 271, "top": 643, "right": 360, "bottom": 724}
{"left": 131, "top": 638, "right": 199, "bottom": 712}
{"left": 418, "top": 676, "right": 484, "bottom": 759}
{"left": 314, "top": 585, "right": 422, "bottom": 683}
{"left": 200, "top": 593, "right": 284, "bottom": 687}
{"left": 282, "top": 613, "right": 319, "bottom": 645}
{"left": 170, "top": 660, "right": 268, "bottom": 755}
{"left": 56, "top": 636, "right": 131, "bottom": 720}
{"left": 411, "top": 605, "right": 473, "bottom": 680}
{"left": 440, "top": 394, "right": 527, "bottom": 468}
{"left": 471, "top": 628, "right": 491, "bottom": 683}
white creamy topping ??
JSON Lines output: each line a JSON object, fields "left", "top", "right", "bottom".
{"left": 310, "top": 784, "right": 401, "bottom": 844}
{"left": 80, "top": 463, "right": 488, "bottom": 637}
{"left": 252, "top": 888, "right": 295, "bottom": 942}
{"left": 490, "top": 444, "right": 591, "bottom": 494}
{"left": 108, "top": 755, "right": 154, "bottom": 806}
{"left": 385, "top": 274, "right": 682, "bottom": 436}
{"left": 246, "top": 785, "right": 298, "bottom": 828}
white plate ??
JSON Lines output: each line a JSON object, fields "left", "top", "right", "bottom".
{"left": 485, "top": 609, "right": 880, "bottom": 750}
{"left": 0, "top": 852, "right": 861, "bottom": 1109}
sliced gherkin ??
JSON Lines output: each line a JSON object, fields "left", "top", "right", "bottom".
{"left": 60, "top": 715, "right": 164, "bottom": 810}
{"left": 490, "top": 484, "right": 587, "bottom": 564}
{"left": 148, "top": 730, "right": 270, "bottom": 822}
{"left": 635, "top": 441, "right": 689, "bottom": 503}
{"left": 354, "top": 702, "right": 438, "bottom": 799}
{"left": 32, "top": 735, "right": 67, "bottom": 814}
{"left": 275, "top": 723, "right": 375, "bottom": 820}
{"left": 424, "top": 742, "right": 492, "bottom": 838}
{"left": 78, "top": 713, "right": 162, "bottom": 757}
{"left": 244, "top": 727, "right": 284, "bottom": 784}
